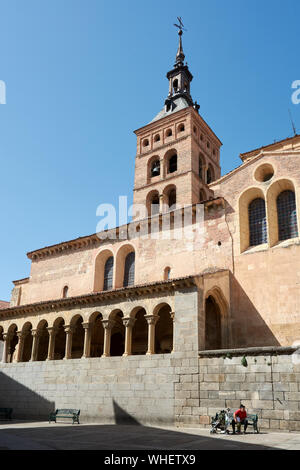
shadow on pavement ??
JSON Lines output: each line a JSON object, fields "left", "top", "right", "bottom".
{"left": 0, "top": 423, "right": 277, "bottom": 450}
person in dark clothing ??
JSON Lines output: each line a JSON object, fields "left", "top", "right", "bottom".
{"left": 232, "top": 404, "right": 248, "bottom": 434}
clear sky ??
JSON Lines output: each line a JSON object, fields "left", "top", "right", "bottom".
{"left": 0, "top": 0, "right": 299, "bottom": 300}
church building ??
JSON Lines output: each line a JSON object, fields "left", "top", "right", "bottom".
{"left": 0, "top": 28, "right": 299, "bottom": 431}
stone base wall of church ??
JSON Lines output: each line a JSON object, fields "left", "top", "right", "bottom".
{"left": 195, "top": 351, "right": 300, "bottom": 432}
{"left": 0, "top": 350, "right": 299, "bottom": 431}
{"left": 0, "top": 351, "right": 198, "bottom": 426}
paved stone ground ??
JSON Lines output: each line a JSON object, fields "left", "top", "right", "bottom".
{"left": 0, "top": 421, "right": 299, "bottom": 450}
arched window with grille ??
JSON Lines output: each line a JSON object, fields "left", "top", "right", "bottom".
{"left": 123, "top": 252, "right": 135, "bottom": 287}
{"left": 277, "top": 190, "right": 298, "bottom": 241}
{"left": 248, "top": 198, "right": 267, "bottom": 246}
{"left": 103, "top": 256, "right": 114, "bottom": 291}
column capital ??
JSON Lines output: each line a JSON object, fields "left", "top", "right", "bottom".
{"left": 64, "top": 325, "right": 75, "bottom": 334}
{"left": 31, "top": 329, "right": 42, "bottom": 338}
{"left": 82, "top": 322, "right": 91, "bottom": 330}
{"left": 144, "top": 314, "right": 159, "bottom": 325}
{"left": 122, "top": 317, "right": 136, "bottom": 328}
{"left": 47, "top": 326, "right": 58, "bottom": 335}
{"left": 170, "top": 311, "right": 175, "bottom": 321}
{"left": 102, "top": 319, "right": 115, "bottom": 331}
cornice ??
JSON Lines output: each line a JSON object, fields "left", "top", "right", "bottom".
{"left": 27, "top": 198, "right": 225, "bottom": 261}
{"left": 134, "top": 107, "right": 192, "bottom": 135}
{"left": 0, "top": 275, "right": 203, "bottom": 319}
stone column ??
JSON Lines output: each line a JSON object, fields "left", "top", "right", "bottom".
{"left": 159, "top": 194, "right": 164, "bottom": 213}
{"left": 30, "top": 330, "right": 40, "bottom": 362}
{"left": 46, "top": 327, "right": 58, "bottom": 360}
{"left": 170, "top": 312, "right": 175, "bottom": 353}
{"left": 16, "top": 331, "right": 25, "bottom": 362}
{"left": 122, "top": 317, "right": 136, "bottom": 356}
{"left": 64, "top": 325, "right": 74, "bottom": 360}
{"left": 102, "top": 319, "right": 115, "bottom": 357}
{"left": 1, "top": 333, "right": 9, "bottom": 363}
{"left": 145, "top": 314, "right": 159, "bottom": 355}
{"left": 82, "top": 322, "right": 92, "bottom": 358}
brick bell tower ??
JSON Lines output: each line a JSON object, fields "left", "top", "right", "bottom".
{"left": 133, "top": 25, "right": 222, "bottom": 219}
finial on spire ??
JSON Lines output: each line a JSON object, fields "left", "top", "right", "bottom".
{"left": 173, "top": 17, "right": 186, "bottom": 66}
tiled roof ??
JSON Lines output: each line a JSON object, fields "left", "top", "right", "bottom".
{"left": 240, "top": 134, "right": 300, "bottom": 161}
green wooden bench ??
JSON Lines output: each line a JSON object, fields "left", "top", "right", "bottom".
{"left": 49, "top": 409, "right": 80, "bottom": 424}
{"left": 228, "top": 411, "right": 259, "bottom": 433}
{"left": 0, "top": 408, "right": 13, "bottom": 420}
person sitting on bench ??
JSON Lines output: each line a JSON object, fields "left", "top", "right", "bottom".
{"left": 232, "top": 404, "right": 248, "bottom": 434}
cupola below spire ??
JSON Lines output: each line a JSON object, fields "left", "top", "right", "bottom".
{"left": 151, "top": 18, "right": 200, "bottom": 123}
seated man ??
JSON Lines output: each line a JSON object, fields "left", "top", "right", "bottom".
{"left": 232, "top": 404, "right": 248, "bottom": 434}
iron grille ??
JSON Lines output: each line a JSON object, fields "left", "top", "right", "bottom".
{"left": 277, "top": 190, "right": 298, "bottom": 241}
{"left": 248, "top": 198, "right": 267, "bottom": 246}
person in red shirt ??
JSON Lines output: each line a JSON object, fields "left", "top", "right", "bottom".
{"left": 232, "top": 404, "right": 248, "bottom": 434}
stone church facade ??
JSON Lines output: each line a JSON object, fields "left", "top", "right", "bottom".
{"left": 0, "top": 31, "right": 300, "bottom": 431}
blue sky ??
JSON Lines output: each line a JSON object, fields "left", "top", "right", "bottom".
{"left": 0, "top": 0, "right": 299, "bottom": 300}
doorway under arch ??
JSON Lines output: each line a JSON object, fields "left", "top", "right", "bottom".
{"left": 205, "top": 296, "right": 222, "bottom": 350}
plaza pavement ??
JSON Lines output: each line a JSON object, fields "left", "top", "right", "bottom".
{"left": 0, "top": 421, "right": 299, "bottom": 450}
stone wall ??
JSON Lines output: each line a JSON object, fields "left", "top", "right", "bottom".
{"left": 196, "top": 349, "right": 300, "bottom": 432}
{"left": 0, "top": 351, "right": 198, "bottom": 425}
{"left": 1, "top": 348, "right": 299, "bottom": 431}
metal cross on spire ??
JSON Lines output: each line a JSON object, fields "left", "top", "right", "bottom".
{"left": 173, "top": 17, "right": 187, "bottom": 34}
{"left": 173, "top": 17, "right": 186, "bottom": 66}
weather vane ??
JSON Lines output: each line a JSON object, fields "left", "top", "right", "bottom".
{"left": 174, "top": 17, "right": 187, "bottom": 35}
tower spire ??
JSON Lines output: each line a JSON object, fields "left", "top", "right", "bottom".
{"left": 175, "top": 29, "right": 185, "bottom": 66}
{"left": 150, "top": 18, "right": 200, "bottom": 122}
